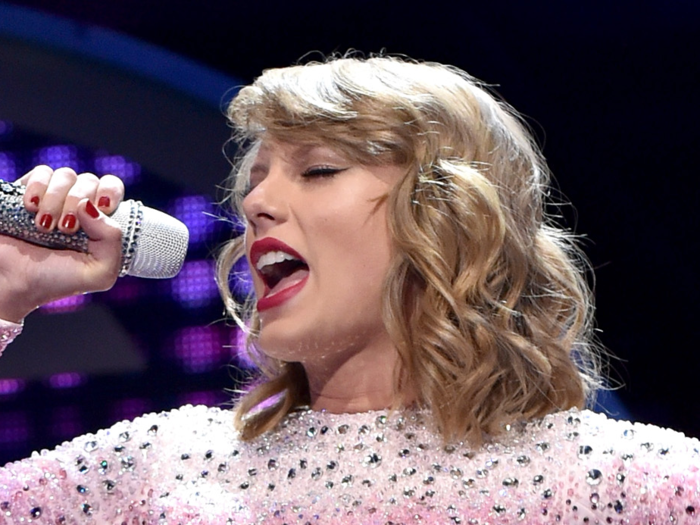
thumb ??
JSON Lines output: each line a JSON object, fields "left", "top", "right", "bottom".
{"left": 75, "top": 198, "right": 123, "bottom": 285}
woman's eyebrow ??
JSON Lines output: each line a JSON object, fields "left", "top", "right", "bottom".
{"left": 293, "top": 144, "right": 347, "bottom": 164}
{"left": 248, "top": 163, "right": 268, "bottom": 186}
{"left": 287, "top": 144, "right": 318, "bottom": 162}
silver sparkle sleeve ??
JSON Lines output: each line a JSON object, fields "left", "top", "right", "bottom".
{"left": 0, "top": 180, "right": 189, "bottom": 279}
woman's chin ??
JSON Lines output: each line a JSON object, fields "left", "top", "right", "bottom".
{"left": 255, "top": 333, "right": 307, "bottom": 362}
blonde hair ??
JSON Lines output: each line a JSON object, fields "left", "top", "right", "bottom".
{"left": 218, "top": 55, "right": 601, "bottom": 443}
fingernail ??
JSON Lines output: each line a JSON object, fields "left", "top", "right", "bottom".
{"left": 85, "top": 200, "right": 100, "bottom": 219}
{"left": 98, "top": 196, "right": 111, "bottom": 209}
{"left": 62, "top": 214, "right": 77, "bottom": 229}
{"left": 30, "top": 196, "right": 39, "bottom": 206}
{"left": 39, "top": 213, "right": 53, "bottom": 229}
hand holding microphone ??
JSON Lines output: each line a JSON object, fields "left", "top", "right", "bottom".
{"left": 0, "top": 179, "right": 189, "bottom": 279}
{"left": 0, "top": 167, "right": 189, "bottom": 323}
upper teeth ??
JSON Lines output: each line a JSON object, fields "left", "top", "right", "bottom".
{"left": 256, "top": 251, "right": 299, "bottom": 271}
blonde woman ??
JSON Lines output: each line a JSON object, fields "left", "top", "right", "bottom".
{"left": 1, "top": 56, "right": 697, "bottom": 524}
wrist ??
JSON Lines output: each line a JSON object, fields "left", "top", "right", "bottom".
{"left": 0, "top": 284, "right": 38, "bottom": 323}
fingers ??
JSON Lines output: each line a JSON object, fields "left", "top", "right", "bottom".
{"left": 27, "top": 167, "right": 79, "bottom": 232}
{"left": 18, "top": 166, "right": 126, "bottom": 234}
{"left": 20, "top": 165, "right": 53, "bottom": 214}
{"left": 94, "top": 175, "right": 125, "bottom": 216}
{"left": 60, "top": 173, "right": 99, "bottom": 232}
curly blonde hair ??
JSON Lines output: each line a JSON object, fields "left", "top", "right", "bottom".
{"left": 217, "top": 55, "right": 601, "bottom": 443}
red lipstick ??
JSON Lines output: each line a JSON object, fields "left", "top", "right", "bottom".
{"left": 249, "top": 238, "right": 308, "bottom": 312}
{"left": 256, "top": 276, "right": 309, "bottom": 312}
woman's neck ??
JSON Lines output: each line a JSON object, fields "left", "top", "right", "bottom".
{"left": 303, "top": 336, "right": 413, "bottom": 414}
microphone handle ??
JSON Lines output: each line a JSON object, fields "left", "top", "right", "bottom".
{"left": 1, "top": 179, "right": 142, "bottom": 277}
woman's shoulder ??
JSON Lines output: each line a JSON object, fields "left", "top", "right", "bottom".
{"left": 0, "top": 405, "right": 240, "bottom": 523}
{"left": 505, "top": 407, "right": 699, "bottom": 483}
{"left": 501, "top": 408, "right": 699, "bottom": 523}
{"left": 521, "top": 408, "right": 699, "bottom": 457}
{"left": 56, "top": 404, "right": 238, "bottom": 458}
{"left": 114, "top": 403, "right": 237, "bottom": 437}
{"left": 82, "top": 404, "right": 241, "bottom": 460}
{"left": 3, "top": 404, "right": 241, "bottom": 478}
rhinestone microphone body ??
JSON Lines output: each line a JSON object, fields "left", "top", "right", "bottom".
{"left": 0, "top": 179, "right": 189, "bottom": 279}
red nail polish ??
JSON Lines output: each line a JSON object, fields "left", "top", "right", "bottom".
{"left": 62, "top": 214, "right": 77, "bottom": 229}
{"left": 85, "top": 200, "right": 100, "bottom": 218}
{"left": 30, "top": 196, "right": 40, "bottom": 206}
{"left": 39, "top": 214, "right": 53, "bottom": 229}
{"left": 98, "top": 196, "right": 111, "bottom": 208}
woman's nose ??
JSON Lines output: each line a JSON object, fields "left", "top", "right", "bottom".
{"left": 241, "top": 173, "right": 287, "bottom": 232}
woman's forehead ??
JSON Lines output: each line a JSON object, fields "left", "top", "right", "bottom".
{"left": 255, "top": 138, "right": 348, "bottom": 165}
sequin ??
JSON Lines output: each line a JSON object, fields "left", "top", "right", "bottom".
{"left": 0, "top": 405, "right": 698, "bottom": 524}
{"left": 363, "top": 452, "right": 382, "bottom": 468}
{"left": 502, "top": 477, "right": 519, "bottom": 487}
{"left": 516, "top": 455, "right": 530, "bottom": 466}
{"left": 586, "top": 468, "right": 603, "bottom": 485}
{"left": 578, "top": 444, "right": 593, "bottom": 457}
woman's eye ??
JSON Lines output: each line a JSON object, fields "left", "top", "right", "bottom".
{"left": 302, "top": 166, "right": 346, "bottom": 178}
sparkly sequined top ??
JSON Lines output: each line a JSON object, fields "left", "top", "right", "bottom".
{"left": 1, "top": 405, "right": 698, "bottom": 524}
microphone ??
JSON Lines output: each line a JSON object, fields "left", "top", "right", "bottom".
{"left": 0, "top": 179, "right": 189, "bottom": 279}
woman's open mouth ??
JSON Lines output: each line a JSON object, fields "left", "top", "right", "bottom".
{"left": 250, "top": 238, "right": 310, "bottom": 311}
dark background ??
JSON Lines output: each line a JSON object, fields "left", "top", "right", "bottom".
{"left": 0, "top": 0, "right": 698, "bottom": 462}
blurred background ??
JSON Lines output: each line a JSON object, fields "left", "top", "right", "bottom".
{"left": 0, "top": 0, "right": 697, "bottom": 463}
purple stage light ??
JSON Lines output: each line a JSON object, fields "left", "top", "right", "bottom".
{"left": 41, "top": 294, "right": 90, "bottom": 313}
{"left": 94, "top": 153, "right": 141, "bottom": 185}
{"left": 0, "top": 152, "right": 18, "bottom": 182}
{"left": 0, "top": 379, "right": 25, "bottom": 396}
{"left": 171, "top": 260, "right": 218, "bottom": 308}
{"left": 0, "top": 411, "right": 29, "bottom": 444}
{"left": 33, "top": 145, "right": 81, "bottom": 171}
{"left": 105, "top": 278, "right": 142, "bottom": 303}
{"left": 48, "top": 372, "right": 86, "bottom": 389}
{"left": 169, "top": 195, "right": 214, "bottom": 246}
{"left": 172, "top": 325, "right": 225, "bottom": 374}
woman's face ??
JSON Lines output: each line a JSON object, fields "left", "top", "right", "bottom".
{"left": 242, "top": 138, "right": 404, "bottom": 366}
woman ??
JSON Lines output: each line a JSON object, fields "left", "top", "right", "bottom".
{"left": 1, "top": 56, "right": 698, "bottom": 524}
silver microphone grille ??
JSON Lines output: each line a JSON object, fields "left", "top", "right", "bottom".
{"left": 111, "top": 202, "right": 189, "bottom": 279}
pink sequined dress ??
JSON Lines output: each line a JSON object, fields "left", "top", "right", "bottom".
{"left": 1, "top": 404, "right": 698, "bottom": 524}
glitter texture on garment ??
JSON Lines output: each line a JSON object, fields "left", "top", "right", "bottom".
{"left": 1, "top": 405, "right": 698, "bottom": 524}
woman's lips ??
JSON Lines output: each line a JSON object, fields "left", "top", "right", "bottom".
{"left": 256, "top": 270, "right": 309, "bottom": 312}
{"left": 249, "top": 237, "right": 309, "bottom": 312}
